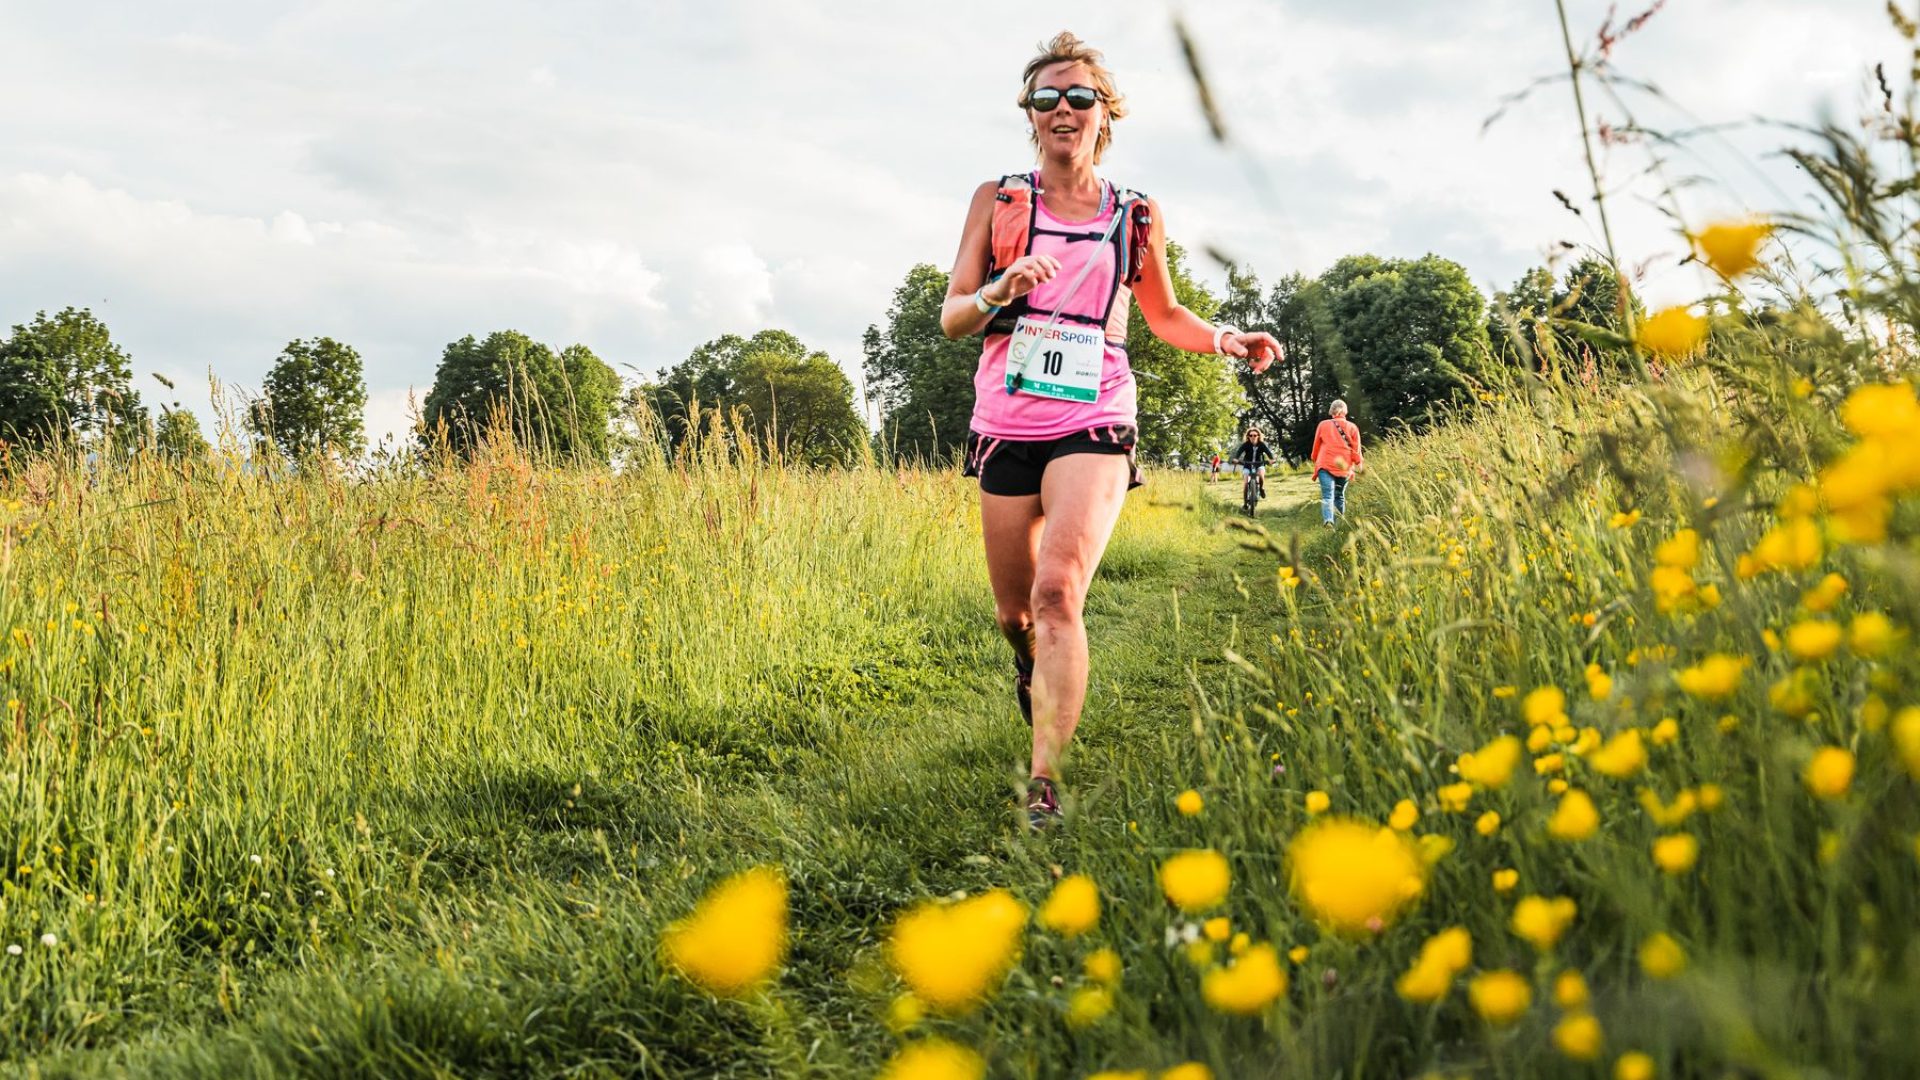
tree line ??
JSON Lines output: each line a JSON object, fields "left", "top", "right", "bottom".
{"left": 0, "top": 250, "right": 1633, "bottom": 467}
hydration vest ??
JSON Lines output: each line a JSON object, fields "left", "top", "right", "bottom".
{"left": 985, "top": 172, "right": 1153, "bottom": 341}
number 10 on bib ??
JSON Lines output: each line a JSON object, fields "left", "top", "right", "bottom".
{"left": 1005, "top": 315, "right": 1103, "bottom": 402}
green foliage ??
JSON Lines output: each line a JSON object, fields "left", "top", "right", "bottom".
{"left": 251, "top": 337, "right": 368, "bottom": 460}
{"left": 641, "top": 330, "right": 863, "bottom": 466}
{"left": 422, "top": 330, "right": 620, "bottom": 463}
{"left": 152, "top": 410, "right": 210, "bottom": 460}
{"left": 1223, "top": 268, "right": 1344, "bottom": 461}
{"left": 1322, "top": 253, "right": 1491, "bottom": 433}
{"left": 0, "top": 307, "right": 146, "bottom": 450}
{"left": 1489, "top": 257, "right": 1641, "bottom": 375}
{"left": 863, "top": 264, "right": 979, "bottom": 461}
{"left": 1128, "top": 240, "right": 1246, "bottom": 462}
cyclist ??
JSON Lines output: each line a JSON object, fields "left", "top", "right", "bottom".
{"left": 1232, "top": 427, "right": 1275, "bottom": 510}
{"left": 941, "top": 31, "right": 1281, "bottom": 828}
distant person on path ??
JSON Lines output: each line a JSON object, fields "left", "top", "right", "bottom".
{"left": 1311, "top": 399, "right": 1364, "bottom": 525}
{"left": 1209, "top": 451, "right": 1222, "bottom": 482}
{"left": 940, "top": 31, "right": 1282, "bottom": 828}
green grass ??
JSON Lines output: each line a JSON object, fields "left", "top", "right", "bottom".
{"left": 4, "top": 362, "right": 1919, "bottom": 1078}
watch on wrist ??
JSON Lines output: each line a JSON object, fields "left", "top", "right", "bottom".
{"left": 1212, "top": 324, "right": 1241, "bottom": 355}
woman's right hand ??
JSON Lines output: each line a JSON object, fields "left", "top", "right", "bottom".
{"left": 987, "top": 254, "right": 1062, "bottom": 305}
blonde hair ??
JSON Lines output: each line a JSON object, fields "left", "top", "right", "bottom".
{"left": 1020, "top": 31, "right": 1127, "bottom": 164}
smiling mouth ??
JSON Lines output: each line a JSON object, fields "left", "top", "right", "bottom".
{"left": 1050, "top": 126, "right": 1077, "bottom": 135}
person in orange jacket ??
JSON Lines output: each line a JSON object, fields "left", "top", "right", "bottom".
{"left": 1309, "top": 399, "right": 1363, "bottom": 525}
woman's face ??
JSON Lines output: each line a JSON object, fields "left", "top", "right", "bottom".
{"left": 1029, "top": 61, "right": 1104, "bottom": 161}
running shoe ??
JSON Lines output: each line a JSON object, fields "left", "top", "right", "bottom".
{"left": 1026, "top": 776, "right": 1062, "bottom": 829}
{"left": 1014, "top": 654, "right": 1035, "bottom": 726}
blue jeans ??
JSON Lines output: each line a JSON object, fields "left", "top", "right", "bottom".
{"left": 1317, "top": 469, "right": 1349, "bottom": 523}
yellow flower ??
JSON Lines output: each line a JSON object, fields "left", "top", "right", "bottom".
{"left": 1201, "top": 943, "right": 1287, "bottom": 1015}
{"left": 1849, "top": 612, "right": 1897, "bottom": 657}
{"left": 1652, "top": 833, "right": 1699, "bottom": 875}
{"left": 1649, "top": 565, "right": 1698, "bottom": 613}
{"left": 1202, "top": 916, "right": 1231, "bottom": 943}
{"left": 1554, "top": 1011, "right": 1606, "bottom": 1061}
{"left": 1697, "top": 784, "right": 1724, "bottom": 811}
{"left": 1389, "top": 799, "right": 1419, "bottom": 831}
{"left": 876, "top": 1039, "right": 985, "bottom": 1080}
{"left": 1038, "top": 874, "right": 1100, "bottom": 938}
{"left": 1549, "top": 790, "right": 1600, "bottom": 841}
{"left": 1493, "top": 685, "right": 1518, "bottom": 698}
{"left": 1585, "top": 663, "right": 1614, "bottom": 701}
{"left": 1653, "top": 529, "right": 1699, "bottom": 571}
{"left": 1161, "top": 1065, "right": 1213, "bottom": 1080}
{"left": 1288, "top": 819, "right": 1427, "bottom": 934}
{"left": 1067, "top": 985, "right": 1113, "bottom": 1028}
{"left": 1492, "top": 868, "right": 1519, "bottom": 893}
{"left": 1638, "top": 933, "right": 1687, "bottom": 979}
{"left": 1841, "top": 381, "right": 1920, "bottom": 440}
{"left": 1159, "top": 850, "right": 1232, "bottom": 913}
{"left": 1288, "top": 945, "right": 1310, "bottom": 964}
{"left": 888, "top": 889, "right": 1028, "bottom": 1012}
{"left": 659, "top": 866, "right": 789, "bottom": 997}
{"left": 1609, "top": 509, "right": 1642, "bottom": 529}
{"left": 1468, "top": 970, "right": 1533, "bottom": 1025}
{"left": 1175, "top": 789, "right": 1204, "bottom": 816}
{"left": 1547, "top": 778, "right": 1570, "bottom": 795}
{"left": 1891, "top": 708, "right": 1920, "bottom": 780}
{"left": 1534, "top": 753, "right": 1567, "bottom": 776}
{"left": 1587, "top": 730, "right": 1647, "bottom": 780}
{"left": 1524, "top": 686, "right": 1568, "bottom": 726}
{"left": 1615, "top": 1051, "right": 1657, "bottom": 1080}
{"left": 1553, "top": 969, "right": 1589, "bottom": 1009}
{"left": 1305, "top": 790, "right": 1331, "bottom": 815}
{"left": 1770, "top": 670, "right": 1817, "bottom": 719}
{"left": 1750, "top": 518, "right": 1823, "bottom": 573}
{"left": 1438, "top": 782, "right": 1474, "bottom": 812}
{"left": 1804, "top": 747, "right": 1855, "bottom": 800}
{"left": 1786, "top": 619, "right": 1843, "bottom": 662}
{"left": 1085, "top": 1073, "right": 1147, "bottom": 1080}
{"left": 1801, "top": 573, "right": 1848, "bottom": 613}
{"left": 885, "top": 993, "right": 924, "bottom": 1034}
{"left": 1475, "top": 811, "right": 1502, "bottom": 837}
{"left": 1650, "top": 718, "right": 1679, "bottom": 747}
{"left": 1527, "top": 725, "right": 1554, "bottom": 753}
{"left": 1397, "top": 926, "right": 1473, "bottom": 1003}
{"left": 1691, "top": 219, "right": 1772, "bottom": 278}
{"left": 1675, "top": 654, "right": 1747, "bottom": 699}
{"left": 1457, "top": 735, "right": 1522, "bottom": 788}
{"left": 1512, "top": 895, "right": 1578, "bottom": 950}
{"left": 1638, "top": 788, "right": 1699, "bottom": 828}
{"left": 1638, "top": 306, "right": 1708, "bottom": 359}
{"left": 1084, "top": 947, "right": 1122, "bottom": 986}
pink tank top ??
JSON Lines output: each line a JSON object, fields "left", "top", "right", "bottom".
{"left": 969, "top": 183, "right": 1136, "bottom": 440}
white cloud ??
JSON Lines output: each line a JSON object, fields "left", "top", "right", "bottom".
{"left": 0, "top": 0, "right": 1899, "bottom": 450}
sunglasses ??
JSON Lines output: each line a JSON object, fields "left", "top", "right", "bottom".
{"left": 1025, "top": 85, "right": 1102, "bottom": 112}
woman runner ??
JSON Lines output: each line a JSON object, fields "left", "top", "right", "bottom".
{"left": 941, "top": 32, "right": 1282, "bottom": 828}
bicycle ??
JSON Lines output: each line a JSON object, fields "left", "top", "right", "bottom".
{"left": 1241, "top": 468, "right": 1265, "bottom": 515}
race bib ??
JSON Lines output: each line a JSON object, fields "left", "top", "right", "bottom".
{"left": 1005, "top": 315, "right": 1104, "bottom": 402}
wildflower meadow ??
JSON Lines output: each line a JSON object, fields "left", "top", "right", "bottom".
{"left": 6, "top": 8, "right": 1920, "bottom": 1080}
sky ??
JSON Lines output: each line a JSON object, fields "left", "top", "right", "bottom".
{"left": 0, "top": 0, "right": 1897, "bottom": 450}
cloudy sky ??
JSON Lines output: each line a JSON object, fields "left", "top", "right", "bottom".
{"left": 0, "top": 1, "right": 1895, "bottom": 448}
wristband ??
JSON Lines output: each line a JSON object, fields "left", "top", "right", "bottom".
{"left": 1212, "top": 324, "right": 1241, "bottom": 356}
{"left": 974, "top": 287, "right": 1004, "bottom": 315}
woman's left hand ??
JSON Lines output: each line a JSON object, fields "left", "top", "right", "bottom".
{"left": 1222, "top": 331, "right": 1283, "bottom": 374}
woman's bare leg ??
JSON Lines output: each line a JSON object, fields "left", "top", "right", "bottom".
{"left": 980, "top": 491, "right": 1044, "bottom": 664}
{"left": 1029, "top": 453, "right": 1130, "bottom": 781}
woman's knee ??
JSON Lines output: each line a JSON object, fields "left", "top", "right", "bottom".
{"left": 1031, "top": 571, "right": 1086, "bottom": 622}
{"left": 995, "top": 606, "right": 1033, "bottom": 639}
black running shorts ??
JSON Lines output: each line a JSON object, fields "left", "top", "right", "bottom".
{"left": 962, "top": 424, "right": 1145, "bottom": 497}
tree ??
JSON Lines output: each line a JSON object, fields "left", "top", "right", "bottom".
{"left": 0, "top": 307, "right": 146, "bottom": 449}
{"left": 1323, "top": 254, "right": 1491, "bottom": 434}
{"left": 154, "top": 410, "right": 210, "bottom": 460}
{"left": 1127, "top": 241, "right": 1246, "bottom": 463}
{"left": 735, "top": 349, "right": 867, "bottom": 466}
{"left": 1489, "top": 258, "right": 1641, "bottom": 376}
{"left": 250, "top": 337, "right": 367, "bottom": 460}
{"left": 864, "top": 264, "right": 980, "bottom": 460}
{"left": 1225, "top": 269, "right": 1345, "bottom": 462}
{"left": 639, "top": 330, "right": 864, "bottom": 465}
{"left": 422, "top": 330, "right": 620, "bottom": 462}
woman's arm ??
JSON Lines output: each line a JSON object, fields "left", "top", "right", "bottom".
{"left": 1130, "top": 197, "right": 1279, "bottom": 370}
{"left": 941, "top": 182, "right": 1064, "bottom": 340}
{"left": 1309, "top": 422, "right": 1325, "bottom": 463}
